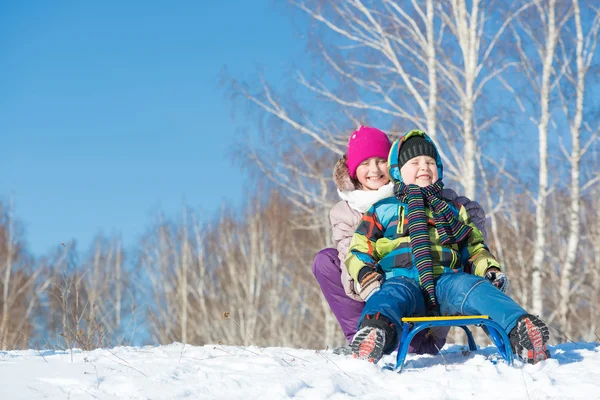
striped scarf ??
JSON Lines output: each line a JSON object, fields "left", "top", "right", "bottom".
{"left": 394, "top": 180, "right": 472, "bottom": 313}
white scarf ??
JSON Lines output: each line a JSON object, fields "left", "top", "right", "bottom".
{"left": 337, "top": 183, "right": 395, "bottom": 213}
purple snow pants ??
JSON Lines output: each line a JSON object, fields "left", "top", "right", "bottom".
{"left": 312, "top": 248, "right": 448, "bottom": 355}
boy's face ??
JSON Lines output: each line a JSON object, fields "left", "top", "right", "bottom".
{"left": 356, "top": 157, "right": 390, "bottom": 190}
{"left": 400, "top": 155, "right": 439, "bottom": 187}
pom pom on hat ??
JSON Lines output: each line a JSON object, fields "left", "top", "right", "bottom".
{"left": 346, "top": 126, "right": 391, "bottom": 179}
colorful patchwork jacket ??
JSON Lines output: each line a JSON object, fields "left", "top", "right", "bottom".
{"left": 345, "top": 130, "right": 500, "bottom": 283}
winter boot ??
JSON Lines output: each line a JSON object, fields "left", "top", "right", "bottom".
{"left": 509, "top": 314, "right": 551, "bottom": 365}
{"left": 349, "top": 326, "right": 387, "bottom": 363}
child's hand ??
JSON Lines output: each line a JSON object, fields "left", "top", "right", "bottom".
{"left": 485, "top": 268, "right": 508, "bottom": 292}
{"left": 357, "top": 270, "right": 383, "bottom": 301}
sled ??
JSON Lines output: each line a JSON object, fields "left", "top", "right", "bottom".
{"left": 395, "top": 315, "right": 514, "bottom": 371}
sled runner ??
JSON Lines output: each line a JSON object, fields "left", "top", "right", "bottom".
{"left": 395, "top": 315, "right": 514, "bottom": 371}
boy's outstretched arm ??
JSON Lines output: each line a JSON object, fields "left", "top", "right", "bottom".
{"left": 457, "top": 205, "right": 501, "bottom": 277}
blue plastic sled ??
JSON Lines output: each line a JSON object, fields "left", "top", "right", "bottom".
{"left": 395, "top": 315, "right": 514, "bottom": 372}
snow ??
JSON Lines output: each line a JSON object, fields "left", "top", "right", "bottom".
{"left": 1, "top": 342, "right": 599, "bottom": 399}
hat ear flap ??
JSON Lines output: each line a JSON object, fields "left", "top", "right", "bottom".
{"left": 387, "top": 139, "right": 402, "bottom": 183}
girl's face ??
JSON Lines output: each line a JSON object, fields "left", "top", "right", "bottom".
{"left": 400, "top": 155, "right": 439, "bottom": 187}
{"left": 355, "top": 157, "right": 389, "bottom": 191}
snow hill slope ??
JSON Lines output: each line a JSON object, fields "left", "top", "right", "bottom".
{"left": 0, "top": 342, "right": 598, "bottom": 399}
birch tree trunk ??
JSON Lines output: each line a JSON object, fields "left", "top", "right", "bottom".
{"left": 442, "top": 0, "right": 479, "bottom": 198}
{"left": 591, "top": 202, "right": 600, "bottom": 339}
{"left": 0, "top": 198, "right": 14, "bottom": 350}
{"left": 180, "top": 209, "right": 189, "bottom": 344}
{"left": 558, "top": 0, "right": 583, "bottom": 336}
{"left": 115, "top": 238, "right": 122, "bottom": 329}
{"left": 531, "top": 0, "right": 558, "bottom": 316}
{"left": 437, "top": 0, "right": 528, "bottom": 198}
{"left": 425, "top": 0, "right": 438, "bottom": 141}
{"left": 557, "top": 0, "right": 600, "bottom": 335}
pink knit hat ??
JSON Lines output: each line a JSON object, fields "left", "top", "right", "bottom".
{"left": 345, "top": 126, "right": 392, "bottom": 178}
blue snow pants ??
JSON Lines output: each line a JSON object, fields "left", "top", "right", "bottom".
{"left": 359, "top": 273, "right": 526, "bottom": 351}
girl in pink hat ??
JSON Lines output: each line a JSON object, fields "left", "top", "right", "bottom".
{"left": 312, "top": 126, "right": 487, "bottom": 355}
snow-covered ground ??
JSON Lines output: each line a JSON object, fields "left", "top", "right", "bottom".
{"left": 1, "top": 342, "right": 598, "bottom": 399}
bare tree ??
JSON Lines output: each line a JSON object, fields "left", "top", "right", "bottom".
{"left": 231, "top": 0, "right": 447, "bottom": 210}
{"left": 556, "top": 0, "right": 600, "bottom": 336}
{"left": 38, "top": 235, "right": 134, "bottom": 350}
{"left": 511, "top": 0, "right": 562, "bottom": 316}
{"left": 141, "top": 214, "right": 181, "bottom": 344}
{"left": 586, "top": 187, "right": 600, "bottom": 340}
{"left": 0, "top": 200, "right": 46, "bottom": 350}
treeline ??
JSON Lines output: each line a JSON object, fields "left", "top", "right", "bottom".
{"left": 0, "top": 193, "right": 333, "bottom": 351}
{"left": 1, "top": 183, "right": 600, "bottom": 351}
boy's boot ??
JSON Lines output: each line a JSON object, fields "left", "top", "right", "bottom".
{"left": 350, "top": 326, "right": 387, "bottom": 363}
{"left": 350, "top": 313, "right": 396, "bottom": 363}
{"left": 509, "top": 314, "right": 551, "bottom": 365}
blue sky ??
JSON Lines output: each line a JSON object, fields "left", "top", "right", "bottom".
{"left": 1, "top": 1, "right": 305, "bottom": 255}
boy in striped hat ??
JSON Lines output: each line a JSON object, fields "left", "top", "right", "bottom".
{"left": 345, "top": 129, "right": 551, "bottom": 365}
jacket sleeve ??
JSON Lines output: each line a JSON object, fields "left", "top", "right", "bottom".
{"left": 344, "top": 207, "right": 384, "bottom": 281}
{"left": 458, "top": 205, "right": 501, "bottom": 277}
{"left": 330, "top": 202, "right": 361, "bottom": 265}
{"left": 457, "top": 198, "right": 487, "bottom": 241}
{"left": 329, "top": 202, "right": 363, "bottom": 301}
{"left": 442, "top": 188, "right": 487, "bottom": 240}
